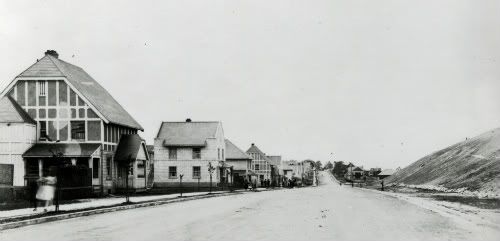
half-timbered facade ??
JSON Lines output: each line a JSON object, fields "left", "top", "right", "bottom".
{"left": 246, "top": 143, "right": 272, "bottom": 187}
{"left": 0, "top": 50, "right": 144, "bottom": 196}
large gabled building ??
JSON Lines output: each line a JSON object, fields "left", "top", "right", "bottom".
{"left": 0, "top": 50, "right": 146, "bottom": 196}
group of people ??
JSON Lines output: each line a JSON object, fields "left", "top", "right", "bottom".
{"left": 28, "top": 174, "right": 57, "bottom": 212}
{"left": 284, "top": 178, "right": 297, "bottom": 188}
{"left": 243, "top": 180, "right": 256, "bottom": 190}
{"left": 260, "top": 179, "right": 272, "bottom": 188}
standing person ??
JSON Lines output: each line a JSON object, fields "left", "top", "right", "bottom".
{"left": 28, "top": 179, "right": 38, "bottom": 211}
{"left": 36, "top": 173, "right": 57, "bottom": 212}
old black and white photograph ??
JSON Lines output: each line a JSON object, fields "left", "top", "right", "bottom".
{"left": 0, "top": 0, "right": 499, "bottom": 240}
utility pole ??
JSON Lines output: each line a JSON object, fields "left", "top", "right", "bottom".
{"left": 179, "top": 174, "right": 184, "bottom": 197}
{"left": 313, "top": 167, "right": 317, "bottom": 187}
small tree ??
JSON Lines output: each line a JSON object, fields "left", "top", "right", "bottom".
{"left": 208, "top": 162, "right": 215, "bottom": 194}
{"left": 323, "top": 161, "right": 333, "bottom": 170}
{"left": 314, "top": 161, "right": 323, "bottom": 170}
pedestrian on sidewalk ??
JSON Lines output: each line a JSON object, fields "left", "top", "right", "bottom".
{"left": 36, "top": 172, "right": 57, "bottom": 212}
{"left": 28, "top": 179, "right": 38, "bottom": 211}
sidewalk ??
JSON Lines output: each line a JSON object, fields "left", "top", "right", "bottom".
{"left": 0, "top": 187, "right": 271, "bottom": 221}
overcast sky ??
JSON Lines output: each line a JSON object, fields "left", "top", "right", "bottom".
{"left": 1, "top": 0, "right": 499, "bottom": 168}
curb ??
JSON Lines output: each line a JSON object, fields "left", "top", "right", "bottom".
{"left": 0, "top": 192, "right": 239, "bottom": 231}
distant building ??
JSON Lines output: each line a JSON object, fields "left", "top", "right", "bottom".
{"left": 267, "top": 155, "right": 282, "bottom": 186}
{"left": 345, "top": 166, "right": 364, "bottom": 181}
{"left": 153, "top": 120, "right": 227, "bottom": 189}
{"left": 0, "top": 50, "right": 144, "bottom": 197}
{"left": 369, "top": 167, "right": 382, "bottom": 176}
{"left": 224, "top": 139, "right": 252, "bottom": 188}
{"left": 378, "top": 169, "right": 396, "bottom": 179}
{"left": 246, "top": 143, "right": 272, "bottom": 187}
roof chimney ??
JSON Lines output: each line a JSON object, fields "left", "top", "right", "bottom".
{"left": 186, "top": 118, "right": 192, "bottom": 122}
{"left": 45, "top": 50, "right": 59, "bottom": 58}
{"left": 251, "top": 143, "right": 255, "bottom": 146}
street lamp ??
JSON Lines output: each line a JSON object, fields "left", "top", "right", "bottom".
{"left": 208, "top": 162, "right": 215, "bottom": 194}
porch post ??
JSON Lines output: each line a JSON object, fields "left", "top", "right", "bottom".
{"left": 38, "top": 159, "right": 43, "bottom": 177}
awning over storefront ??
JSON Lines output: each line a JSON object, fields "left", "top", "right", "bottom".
{"left": 23, "top": 143, "right": 101, "bottom": 158}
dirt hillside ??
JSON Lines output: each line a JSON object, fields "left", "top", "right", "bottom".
{"left": 385, "top": 128, "right": 500, "bottom": 197}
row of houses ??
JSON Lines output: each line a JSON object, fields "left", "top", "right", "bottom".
{"left": 0, "top": 50, "right": 309, "bottom": 199}
{"left": 344, "top": 165, "right": 399, "bottom": 182}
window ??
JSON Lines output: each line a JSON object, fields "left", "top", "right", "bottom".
{"left": 39, "top": 81, "right": 46, "bottom": 96}
{"left": 169, "top": 166, "right": 177, "bottom": 178}
{"left": 92, "top": 158, "right": 99, "bottom": 179}
{"left": 193, "top": 166, "right": 201, "bottom": 179}
{"left": 255, "top": 164, "right": 260, "bottom": 170}
{"left": 222, "top": 149, "right": 224, "bottom": 160}
{"left": 87, "top": 121, "right": 101, "bottom": 141}
{"left": 106, "top": 157, "right": 112, "bottom": 177}
{"left": 218, "top": 148, "right": 220, "bottom": 160}
{"left": 71, "top": 121, "right": 86, "bottom": 140}
{"left": 192, "top": 148, "right": 201, "bottom": 159}
{"left": 39, "top": 121, "right": 47, "bottom": 140}
{"left": 169, "top": 148, "right": 177, "bottom": 160}
{"left": 137, "top": 161, "right": 145, "bottom": 178}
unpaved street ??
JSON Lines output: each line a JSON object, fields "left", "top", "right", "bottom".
{"left": 1, "top": 172, "right": 496, "bottom": 241}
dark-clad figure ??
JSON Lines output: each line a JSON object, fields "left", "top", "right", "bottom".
{"left": 28, "top": 180, "right": 38, "bottom": 211}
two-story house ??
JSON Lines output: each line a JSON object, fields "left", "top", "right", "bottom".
{"left": 0, "top": 50, "right": 144, "bottom": 196}
{"left": 153, "top": 120, "right": 227, "bottom": 190}
{"left": 246, "top": 143, "right": 272, "bottom": 187}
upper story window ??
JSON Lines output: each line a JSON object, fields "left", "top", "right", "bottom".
{"left": 38, "top": 81, "right": 46, "bottom": 96}
{"left": 222, "top": 149, "right": 224, "bottom": 160}
{"left": 255, "top": 164, "right": 260, "bottom": 170}
{"left": 71, "top": 121, "right": 86, "bottom": 140}
{"left": 168, "top": 148, "right": 177, "bottom": 160}
{"left": 192, "top": 148, "right": 201, "bottom": 159}
{"left": 39, "top": 121, "right": 47, "bottom": 140}
{"left": 218, "top": 148, "right": 220, "bottom": 160}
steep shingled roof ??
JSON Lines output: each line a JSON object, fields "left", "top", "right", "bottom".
{"left": 225, "top": 139, "right": 252, "bottom": 160}
{"left": 14, "top": 53, "right": 143, "bottom": 130}
{"left": 156, "top": 121, "right": 220, "bottom": 147}
{"left": 114, "top": 134, "right": 148, "bottom": 163}
{"left": 0, "top": 96, "right": 36, "bottom": 124}
{"left": 246, "top": 143, "right": 271, "bottom": 161}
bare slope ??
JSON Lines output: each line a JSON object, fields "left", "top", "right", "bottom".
{"left": 386, "top": 128, "right": 500, "bottom": 196}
